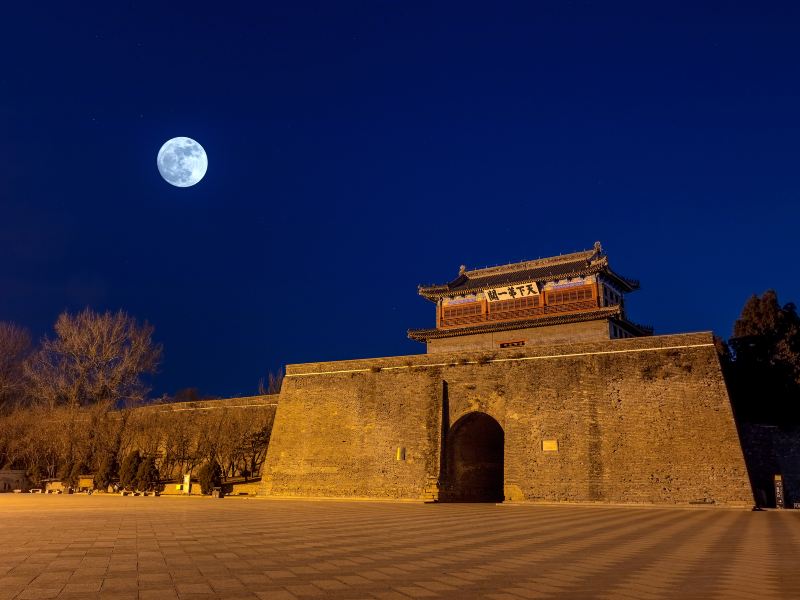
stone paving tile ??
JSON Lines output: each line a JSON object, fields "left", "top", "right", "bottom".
{"left": 32, "top": 572, "right": 73, "bottom": 585}
{"left": 61, "top": 581, "right": 102, "bottom": 593}
{"left": 417, "top": 581, "right": 457, "bottom": 592}
{"left": 17, "top": 588, "right": 62, "bottom": 599}
{"left": 1, "top": 495, "right": 800, "bottom": 599}
{"left": 254, "top": 592, "right": 297, "bottom": 600}
{"left": 70, "top": 567, "right": 107, "bottom": 578}
{"left": 101, "top": 577, "right": 139, "bottom": 592}
{"left": 237, "top": 573, "right": 272, "bottom": 585}
{"left": 285, "top": 583, "right": 325, "bottom": 596}
{"left": 1, "top": 575, "right": 37, "bottom": 586}
{"left": 210, "top": 578, "right": 249, "bottom": 592}
{"left": 139, "top": 589, "right": 179, "bottom": 600}
{"left": 176, "top": 581, "right": 215, "bottom": 594}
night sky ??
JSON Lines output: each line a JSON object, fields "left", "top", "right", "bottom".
{"left": 2, "top": 3, "right": 799, "bottom": 398}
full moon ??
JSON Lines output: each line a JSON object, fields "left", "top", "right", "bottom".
{"left": 157, "top": 137, "right": 208, "bottom": 187}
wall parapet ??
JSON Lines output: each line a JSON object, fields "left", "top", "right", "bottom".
{"left": 285, "top": 332, "right": 716, "bottom": 377}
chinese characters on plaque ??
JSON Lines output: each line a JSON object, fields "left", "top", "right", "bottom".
{"left": 484, "top": 281, "right": 539, "bottom": 302}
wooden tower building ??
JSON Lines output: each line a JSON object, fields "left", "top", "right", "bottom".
{"left": 408, "top": 241, "right": 652, "bottom": 353}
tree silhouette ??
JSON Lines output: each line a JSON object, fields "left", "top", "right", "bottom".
{"left": 198, "top": 461, "right": 222, "bottom": 495}
{"left": 119, "top": 450, "right": 142, "bottom": 490}
{"left": 727, "top": 290, "right": 800, "bottom": 425}
{"left": 135, "top": 456, "right": 160, "bottom": 492}
{"left": 95, "top": 453, "right": 119, "bottom": 490}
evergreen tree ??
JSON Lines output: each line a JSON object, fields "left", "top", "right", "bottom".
{"left": 728, "top": 290, "right": 800, "bottom": 424}
{"left": 119, "top": 450, "right": 141, "bottom": 490}
{"left": 198, "top": 461, "right": 222, "bottom": 495}
{"left": 58, "top": 460, "right": 74, "bottom": 485}
{"left": 95, "top": 453, "right": 118, "bottom": 490}
{"left": 135, "top": 456, "right": 159, "bottom": 491}
{"left": 68, "top": 462, "right": 85, "bottom": 487}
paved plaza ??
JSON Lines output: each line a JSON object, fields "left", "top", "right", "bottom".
{"left": 0, "top": 496, "right": 798, "bottom": 599}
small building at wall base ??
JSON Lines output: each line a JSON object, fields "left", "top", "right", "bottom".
{"left": 260, "top": 243, "right": 754, "bottom": 507}
{"left": 0, "top": 470, "right": 30, "bottom": 493}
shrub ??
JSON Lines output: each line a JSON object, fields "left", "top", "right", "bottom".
{"left": 198, "top": 461, "right": 222, "bottom": 495}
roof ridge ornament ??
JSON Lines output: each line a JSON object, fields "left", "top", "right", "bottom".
{"left": 464, "top": 248, "right": 597, "bottom": 277}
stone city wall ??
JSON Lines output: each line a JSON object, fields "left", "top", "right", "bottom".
{"left": 261, "top": 332, "right": 753, "bottom": 506}
{"left": 739, "top": 424, "right": 800, "bottom": 508}
{"left": 426, "top": 319, "right": 612, "bottom": 353}
{"left": 124, "top": 395, "right": 278, "bottom": 491}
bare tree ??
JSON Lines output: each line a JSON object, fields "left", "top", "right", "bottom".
{"left": 243, "top": 418, "right": 274, "bottom": 478}
{"left": 216, "top": 410, "right": 248, "bottom": 480}
{"left": 192, "top": 406, "right": 276, "bottom": 482}
{"left": 26, "top": 309, "right": 162, "bottom": 408}
{"left": 0, "top": 322, "right": 32, "bottom": 409}
{"left": 160, "top": 411, "right": 202, "bottom": 480}
{"left": 9, "top": 405, "right": 69, "bottom": 481}
{"left": 0, "top": 408, "right": 27, "bottom": 468}
{"left": 258, "top": 369, "right": 284, "bottom": 395}
{"left": 196, "top": 408, "right": 228, "bottom": 473}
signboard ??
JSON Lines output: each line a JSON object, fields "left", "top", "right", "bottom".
{"left": 485, "top": 281, "right": 539, "bottom": 302}
{"left": 183, "top": 473, "right": 191, "bottom": 495}
{"left": 542, "top": 439, "right": 559, "bottom": 452}
{"left": 775, "top": 474, "right": 785, "bottom": 509}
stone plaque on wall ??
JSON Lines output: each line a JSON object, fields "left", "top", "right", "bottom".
{"left": 542, "top": 439, "right": 558, "bottom": 452}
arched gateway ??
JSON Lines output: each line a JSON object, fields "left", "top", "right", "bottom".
{"left": 442, "top": 412, "right": 504, "bottom": 502}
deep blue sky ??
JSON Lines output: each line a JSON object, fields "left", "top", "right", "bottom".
{"left": 2, "top": 3, "right": 799, "bottom": 398}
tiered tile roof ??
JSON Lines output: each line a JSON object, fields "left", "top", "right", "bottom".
{"left": 417, "top": 241, "right": 638, "bottom": 301}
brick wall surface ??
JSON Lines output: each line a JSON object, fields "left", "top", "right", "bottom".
{"left": 261, "top": 332, "right": 753, "bottom": 506}
{"left": 739, "top": 424, "right": 800, "bottom": 508}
